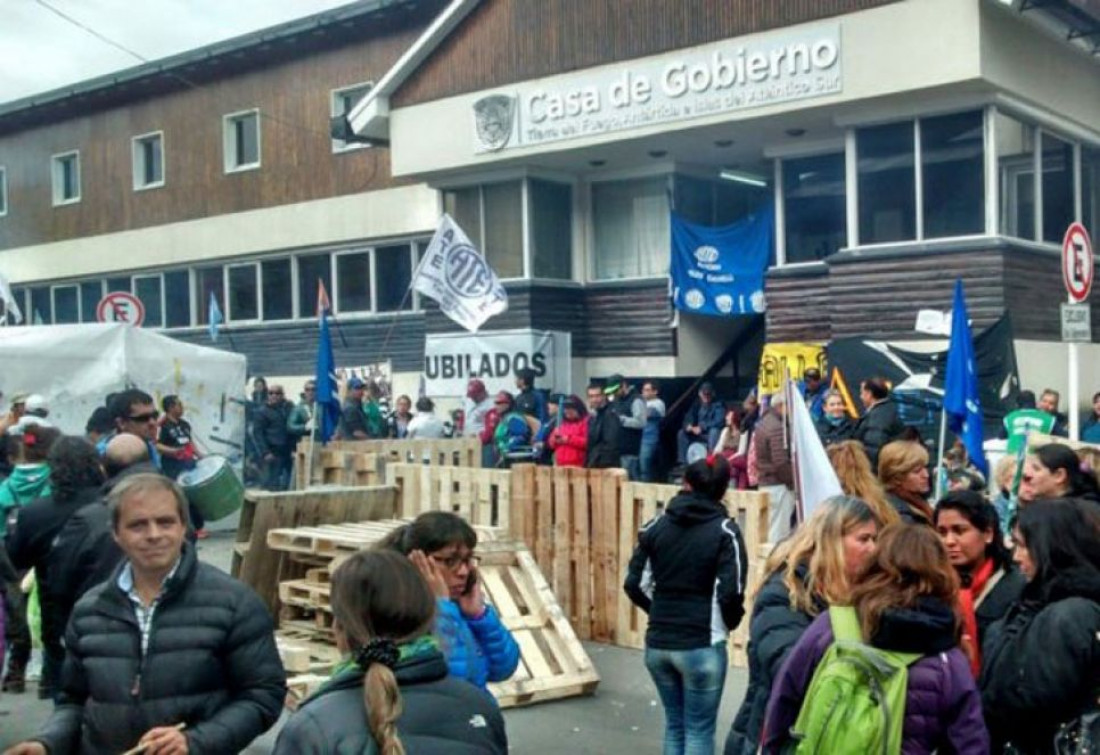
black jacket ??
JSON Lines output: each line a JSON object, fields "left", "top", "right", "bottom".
{"left": 624, "top": 491, "right": 748, "bottom": 650}
{"left": 609, "top": 390, "right": 645, "bottom": 456}
{"left": 726, "top": 566, "right": 822, "bottom": 755}
{"left": 980, "top": 567, "right": 1100, "bottom": 753}
{"left": 971, "top": 565, "right": 1026, "bottom": 651}
{"left": 815, "top": 416, "right": 855, "bottom": 447}
{"left": 585, "top": 405, "right": 622, "bottom": 469}
{"left": 254, "top": 400, "right": 293, "bottom": 456}
{"left": 34, "top": 542, "right": 286, "bottom": 755}
{"left": 853, "top": 399, "right": 905, "bottom": 469}
{"left": 273, "top": 649, "right": 508, "bottom": 754}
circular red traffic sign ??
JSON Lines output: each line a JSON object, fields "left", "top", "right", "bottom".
{"left": 97, "top": 292, "right": 145, "bottom": 326}
{"left": 1062, "top": 222, "right": 1094, "bottom": 303}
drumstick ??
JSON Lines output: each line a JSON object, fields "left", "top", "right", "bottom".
{"left": 120, "top": 723, "right": 186, "bottom": 755}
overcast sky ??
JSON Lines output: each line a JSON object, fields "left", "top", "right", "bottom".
{"left": 1, "top": 0, "right": 356, "bottom": 105}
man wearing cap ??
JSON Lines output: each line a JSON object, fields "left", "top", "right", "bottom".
{"left": 514, "top": 368, "right": 548, "bottom": 425}
{"left": 677, "top": 382, "right": 725, "bottom": 464}
{"left": 606, "top": 375, "right": 646, "bottom": 481}
{"left": 801, "top": 368, "right": 827, "bottom": 423}
{"left": 0, "top": 392, "right": 29, "bottom": 438}
{"left": 462, "top": 379, "right": 495, "bottom": 466}
{"left": 339, "top": 378, "right": 370, "bottom": 440}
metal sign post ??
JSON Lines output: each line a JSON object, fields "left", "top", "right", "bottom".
{"left": 1062, "top": 222, "right": 1094, "bottom": 441}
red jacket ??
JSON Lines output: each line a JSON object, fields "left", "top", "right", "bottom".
{"left": 548, "top": 417, "right": 588, "bottom": 467}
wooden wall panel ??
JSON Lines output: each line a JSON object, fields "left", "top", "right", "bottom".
{"left": 765, "top": 267, "right": 832, "bottom": 342}
{"left": 1001, "top": 249, "right": 1087, "bottom": 341}
{"left": 582, "top": 283, "right": 674, "bottom": 357}
{"left": 0, "top": 27, "right": 422, "bottom": 250}
{"left": 393, "top": 0, "right": 903, "bottom": 107}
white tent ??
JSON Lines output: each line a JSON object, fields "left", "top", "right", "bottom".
{"left": 0, "top": 324, "right": 247, "bottom": 462}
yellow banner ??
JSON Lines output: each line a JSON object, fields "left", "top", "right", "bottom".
{"left": 757, "top": 342, "right": 825, "bottom": 396}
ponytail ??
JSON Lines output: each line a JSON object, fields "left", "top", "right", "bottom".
{"left": 365, "top": 663, "right": 404, "bottom": 755}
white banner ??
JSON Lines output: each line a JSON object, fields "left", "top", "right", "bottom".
{"left": 412, "top": 214, "right": 508, "bottom": 332}
{"left": 424, "top": 329, "right": 571, "bottom": 398}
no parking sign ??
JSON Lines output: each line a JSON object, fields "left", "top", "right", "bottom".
{"left": 96, "top": 292, "right": 145, "bottom": 327}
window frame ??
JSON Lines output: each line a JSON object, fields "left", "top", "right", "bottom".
{"left": 222, "top": 108, "right": 262, "bottom": 174}
{"left": 333, "top": 248, "right": 374, "bottom": 315}
{"left": 131, "top": 130, "right": 166, "bottom": 191}
{"left": 51, "top": 150, "right": 81, "bottom": 206}
{"left": 224, "top": 262, "right": 262, "bottom": 324}
{"left": 0, "top": 165, "right": 7, "bottom": 217}
{"left": 330, "top": 82, "right": 374, "bottom": 153}
{"left": 587, "top": 170, "right": 675, "bottom": 283}
{"left": 50, "top": 284, "right": 80, "bottom": 324}
{"left": 133, "top": 273, "right": 166, "bottom": 328}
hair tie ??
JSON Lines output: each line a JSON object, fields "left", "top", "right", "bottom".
{"left": 22, "top": 432, "right": 36, "bottom": 447}
{"left": 705, "top": 453, "right": 716, "bottom": 468}
{"left": 354, "top": 638, "right": 399, "bottom": 671}
{"left": 1082, "top": 460, "right": 1094, "bottom": 475}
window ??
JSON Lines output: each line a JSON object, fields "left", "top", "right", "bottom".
{"left": 530, "top": 180, "right": 573, "bottom": 279}
{"left": 1084, "top": 145, "right": 1100, "bottom": 242}
{"left": 592, "top": 176, "right": 670, "bottom": 280}
{"left": 921, "top": 111, "right": 984, "bottom": 238}
{"left": 857, "top": 122, "right": 916, "bottom": 244}
{"left": 132, "top": 132, "right": 164, "bottom": 190}
{"left": 227, "top": 264, "right": 259, "bottom": 321}
{"left": 106, "top": 276, "right": 131, "bottom": 294}
{"left": 80, "top": 281, "right": 102, "bottom": 323}
{"left": 297, "top": 254, "right": 332, "bottom": 318}
{"left": 195, "top": 266, "right": 224, "bottom": 326}
{"left": 134, "top": 275, "right": 163, "bottom": 328}
{"left": 0, "top": 166, "right": 7, "bottom": 216}
{"left": 442, "top": 181, "right": 524, "bottom": 279}
{"left": 262, "top": 259, "right": 292, "bottom": 320}
{"left": 376, "top": 245, "right": 413, "bottom": 311}
{"left": 331, "top": 83, "right": 372, "bottom": 152}
{"left": 336, "top": 251, "right": 372, "bottom": 313}
{"left": 30, "top": 287, "right": 51, "bottom": 324}
{"left": 783, "top": 153, "right": 846, "bottom": 263}
{"left": 51, "top": 151, "right": 81, "bottom": 205}
{"left": 996, "top": 112, "right": 1036, "bottom": 240}
{"left": 52, "top": 285, "right": 79, "bottom": 324}
{"left": 164, "top": 271, "right": 191, "bottom": 328}
{"left": 6, "top": 287, "right": 25, "bottom": 325}
{"left": 1041, "top": 131, "right": 1074, "bottom": 244}
{"left": 223, "top": 110, "right": 260, "bottom": 172}
{"left": 675, "top": 176, "right": 714, "bottom": 225}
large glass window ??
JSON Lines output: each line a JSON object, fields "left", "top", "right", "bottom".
{"left": 261, "top": 259, "right": 292, "bottom": 320}
{"left": 164, "top": 271, "right": 191, "bottom": 327}
{"left": 858, "top": 122, "right": 916, "bottom": 244}
{"left": 227, "top": 264, "right": 259, "bottom": 321}
{"left": 336, "top": 251, "right": 372, "bottom": 313}
{"left": 783, "top": 153, "right": 846, "bottom": 263}
{"left": 674, "top": 176, "right": 714, "bottom": 226}
{"left": 996, "top": 112, "right": 1035, "bottom": 240}
{"left": 134, "top": 275, "right": 163, "bottom": 328}
{"left": 52, "top": 285, "right": 78, "bottom": 324}
{"left": 106, "top": 277, "right": 130, "bottom": 294}
{"left": 6, "top": 288, "right": 25, "bottom": 325}
{"left": 195, "top": 266, "right": 223, "bottom": 326}
{"left": 1084, "top": 145, "right": 1100, "bottom": 241}
{"left": 593, "top": 177, "right": 670, "bottom": 280}
{"left": 482, "top": 182, "right": 523, "bottom": 279}
{"left": 1042, "top": 131, "right": 1074, "bottom": 243}
{"left": 80, "top": 281, "right": 102, "bottom": 323}
{"left": 443, "top": 187, "right": 481, "bottom": 245}
{"left": 922, "top": 111, "right": 984, "bottom": 238}
{"left": 376, "top": 245, "right": 413, "bottom": 312}
{"left": 297, "top": 253, "right": 331, "bottom": 318}
{"left": 30, "top": 287, "right": 51, "bottom": 324}
{"left": 530, "top": 180, "right": 573, "bottom": 279}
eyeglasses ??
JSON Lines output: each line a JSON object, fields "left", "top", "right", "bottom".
{"left": 127, "top": 411, "right": 159, "bottom": 423}
{"left": 430, "top": 553, "right": 480, "bottom": 571}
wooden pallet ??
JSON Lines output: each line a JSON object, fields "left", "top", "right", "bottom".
{"left": 267, "top": 520, "right": 503, "bottom": 558}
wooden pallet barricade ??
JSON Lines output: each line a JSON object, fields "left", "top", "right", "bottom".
{"left": 296, "top": 437, "right": 482, "bottom": 489}
{"left": 388, "top": 462, "right": 512, "bottom": 530}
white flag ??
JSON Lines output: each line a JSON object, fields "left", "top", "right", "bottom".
{"left": 787, "top": 377, "right": 843, "bottom": 520}
{"left": 0, "top": 273, "right": 22, "bottom": 324}
{"left": 412, "top": 214, "right": 508, "bottom": 333}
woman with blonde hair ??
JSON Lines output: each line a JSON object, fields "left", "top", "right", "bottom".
{"left": 826, "top": 440, "right": 900, "bottom": 527}
{"left": 274, "top": 550, "right": 508, "bottom": 754}
{"left": 878, "top": 440, "right": 934, "bottom": 525}
{"left": 724, "top": 495, "right": 882, "bottom": 754}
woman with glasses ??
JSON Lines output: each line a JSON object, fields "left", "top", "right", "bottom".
{"left": 379, "top": 512, "right": 520, "bottom": 691}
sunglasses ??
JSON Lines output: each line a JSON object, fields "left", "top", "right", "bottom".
{"left": 128, "top": 411, "right": 159, "bottom": 423}
{"left": 430, "top": 553, "right": 480, "bottom": 571}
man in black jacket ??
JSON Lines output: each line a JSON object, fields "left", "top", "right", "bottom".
{"left": 606, "top": 374, "right": 646, "bottom": 480}
{"left": 585, "top": 383, "right": 621, "bottom": 469}
{"left": 853, "top": 377, "right": 905, "bottom": 470}
{"left": 6, "top": 473, "right": 286, "bottom": 755}
{"left": 254, "top": 384, "right": 294, "bottom": 491}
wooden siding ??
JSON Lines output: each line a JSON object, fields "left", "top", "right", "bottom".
{"left": 170, "top": 314, "right": 425, "bottom": 376}
{"left": 765, "top": 266, "right": 831, "bottom": 342}
{"left": 393, "top": 0, "right": 903, "bottom": 107}
{"left": 0, "top": 28, "right": 422, "bottom": 250}
{"left": 1001, "top": 248, "right": 1093, "bottom": 342}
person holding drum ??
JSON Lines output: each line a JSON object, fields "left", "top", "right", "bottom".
{"left": 157, "top": 395, "right": 207, "bottom": 538}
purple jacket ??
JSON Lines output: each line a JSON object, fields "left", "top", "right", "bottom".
{"left": 761, "top": 611, "right": 989, "bottom": 755}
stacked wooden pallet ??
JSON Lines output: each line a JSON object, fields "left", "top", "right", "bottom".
{"left": 266, "top": 519, "right": 599, "bottom": 709}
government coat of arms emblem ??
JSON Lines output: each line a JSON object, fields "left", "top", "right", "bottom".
{"left": 473, "top": 94, "right": 516, "bottom": 152}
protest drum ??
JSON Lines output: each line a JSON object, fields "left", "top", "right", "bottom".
{"left": 178, "top": 456, "right": 244, "bottom": 522}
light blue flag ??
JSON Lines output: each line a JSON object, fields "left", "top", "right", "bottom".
{"left": 208, "top": 291, "right": 224, "bottom": 342}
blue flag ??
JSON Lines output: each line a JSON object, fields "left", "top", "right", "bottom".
{"left": 943, "top": 280, "right": 987, "bottom": 476}
{"left": 208, "top": 292, "right": 224, "bottom": 342}
{"left": 314, "top": 312, "right": 342, "bottom": 444}
{"left": 670, "top": 204, "right": 772, "bottom": 316}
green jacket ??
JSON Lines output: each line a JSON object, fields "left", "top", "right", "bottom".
{"left": 0, "top": 463, "right": 52, "bottom": 536}
{"left": 363, "top": 399, "right": 386, "bottom": 439}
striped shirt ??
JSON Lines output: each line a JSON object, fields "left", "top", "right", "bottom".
{"left": 116, "top": 559, "right": 181, "bottom": 656}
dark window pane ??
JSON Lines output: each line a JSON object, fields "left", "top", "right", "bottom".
{"left": 53, "top": 286, "right": 78, "bottom": 324}
{"left": 922, "top": 111, "right": 984, "bottom": 238}
{"left": 195, "top": 266, "right": 223, "bottom": 325}
{"left": 674, "top": 175, "right": 713, "bottom": 225}
{"left": 228, "top": 265, "right": 258, "bottom": 321}
{"left": 30, "top": 287, "right": 51, "bottom": 324}
{"left": 1084, "top": 146, "right": 1100, "bottom": 243}
{"left": 106, "top": 277, "right": 131, "bottom": 294}
{"left": 239, "top": 114, "right": 259, "bottom": 165}
{"left": 7, "top": 287, "right": 26, "bottom": 325}
{"left": 443, "top": 187, "right": 482, "bottom": 248}
{"left": 262, "top": 259, "right": 292, "bottom": 320}
{"left": 784, "top": 153, "right": 846, "bottom": 263}
{"left": 483, "top": 181, "right": 524, "bottom": 278}
{"left": 297, "top": 254, "right": 331, "bottom": 318}
{"left": 376, "top": 245, "right": 413, "bottom": 311}
{"left": 593, "top": 177, "right": 670, "bottom": 280}
{"left": 531, "top": 180, "right": 573, "bottom": 279}
{"left": 996, "top": 112, "right": 1035, "bottom": 239}
{"left": 333, "top": 86, "right": 371, "bottom": 150}
{"left": 858, "top": 121, "right": 916, "bottom": 244}
{"left": 715, "top": 177, "right": 768, "bottom": 228}
{"left": 336, "top": 252, "right": 371, "bottom": 313}
{"left": 1042, "top": 132, "right": 1074, "bottom": 244}
{"left": 164, "top": 271, "right": 191, "bottom": 328}
{"left": 133, "top": 276, "right": 162, "bottom": 328}
{"left": 80, "top": 281, "right": 102, "bottom": 323}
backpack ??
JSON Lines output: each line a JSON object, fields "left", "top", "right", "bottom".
{"left": 788, "top": 606, "right": 921, "bottom": 755}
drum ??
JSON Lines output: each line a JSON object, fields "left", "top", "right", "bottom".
{"left": 178, "top": 455, "right": 244, "bottom": 522}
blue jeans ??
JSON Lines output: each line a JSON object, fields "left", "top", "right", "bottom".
{"left": 645, "top": 643, "right": 728, "bottom": 755}
{"left": 640, "top": 438, "right": 659, "bottom": 482}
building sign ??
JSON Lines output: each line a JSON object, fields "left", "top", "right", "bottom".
{"left": 472, "top": 24, "right": 841, "bottom": 153}
{"left": 424, "top": 329, "right": 571, "bottom": 398}
{"left": 1061, "top": 302, "right": 1091, "bottom": 343}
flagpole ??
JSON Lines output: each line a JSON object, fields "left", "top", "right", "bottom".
{"left": 305, "top": 401, "right": 318, "bottom": 489}
{"left": 379, "top": 284, "right": 414, "bottom": 360}
{"left": 934, "top": 402, "right": 948, "bottom": 502}
{"left": 329, "top": 313, "right": 350, "bottom": 349}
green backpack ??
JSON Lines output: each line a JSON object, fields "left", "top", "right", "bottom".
{"left": 787, "top": 606, "right": 921, "bottom": 755}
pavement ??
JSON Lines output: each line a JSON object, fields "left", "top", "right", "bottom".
{"left": 0, "top": 529, "right": 750, "bottom": 754}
